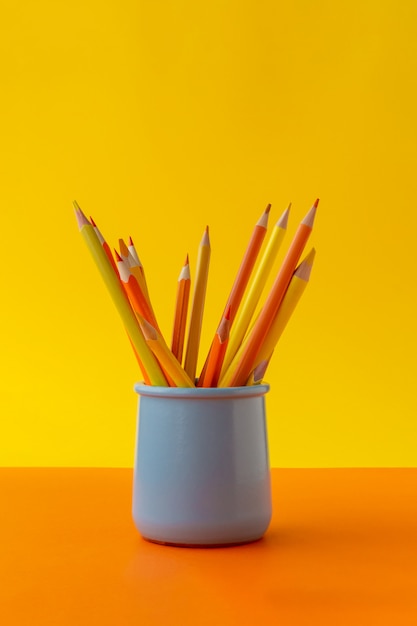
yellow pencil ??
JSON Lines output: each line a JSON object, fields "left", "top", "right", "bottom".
{"left": 184, "top": 226, "right": 211, "bottom": 380}
{"left": 74, "top": 203, "right": 167, "bottom": 386}
{"left": 221, "top": 204, "right": 290, "bottom": 376}
{"left": 246, "top": 358, "right": 270, "bottom": 386}
{"left": 254, "top": 248, "right": 316, "bottom": 367}
{"left": 138, "top": 316, "right": 195, "bottom": 388}
{"left": 223, "top": 248, "right": 316, "bottom": 387}
{"left": 220, "top": 201, "right": 318, "bottom": 387}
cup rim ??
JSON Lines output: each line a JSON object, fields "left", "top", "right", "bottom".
{"left": 134, "top": 382, "right": 270, "bottom": 399}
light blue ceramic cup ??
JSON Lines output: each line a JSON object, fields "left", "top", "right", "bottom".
{"left": 132, "top": 383, "right": 272, "bottom": 547}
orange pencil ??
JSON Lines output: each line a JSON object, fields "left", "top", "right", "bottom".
{"left": 222, "top": 203, "right": 271, "bottom": 324}
{"left": 221, "top": 200, "right": 318, "bottom": 387}
{"left": 198, "top": 306, "right": 231, "bottom": 387}
{"left": 171, "top": 254, "right": 191, "bottom": 363}
{"left": 115, "top": 250, "right": 161, "bottom": 332}
{"left": 199, "top": 204, "right": 271, "bottom": 381}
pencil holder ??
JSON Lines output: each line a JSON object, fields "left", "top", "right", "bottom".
{"left": 132, "top": 383, "right": 272, "bottom": 547}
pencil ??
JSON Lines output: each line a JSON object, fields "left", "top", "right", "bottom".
{"left": 86, "top": 212, "right": 119, "bottom": 277}
{"left": 198, "top": 306, "right": 231, "bottom": 387}
{"left": 74, "top": 203, "right": 168, "bottom": 386}
{"left": 256, "top": 248, "right": 316, "bottom": 364}
{"left": 221, "top": 204, "right": 290, "bottom": 376}
{"left": 84, "top": 211, "right": 153, "bottom": 384}
{"left": 118, "top": 238, "right": 131, "bottom": 265}
{"left": 128, "top": 236, "right": 143, "bottom": 272}
{"left": 115, "top": 250, "right": 160, "bottom": 332}
{"left": 171, "top": 254, "right": 191, "bottom": 363}
{"left": 184, "top": 226, "right": 211, "bottom": 381}
{"left": 220, "top": 200, "right": 318, "bottom": 387}
{"left": 139, "top": 316, "right": 195, "bottom": 388}
{"left": 244, "top": 248, "right": 316, "bottom": 385}
{"left": 125, "top": 245, "right": 150, "bottom": 302}
{"left": 198, "top": 204, "right": 271, "bottom": 383}
{"left": 246, "top": 358, "right": 270, "bottom": 386}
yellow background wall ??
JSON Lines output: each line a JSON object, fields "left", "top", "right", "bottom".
{"left": 1, "top": 0, "right": 416, "bottom": 467}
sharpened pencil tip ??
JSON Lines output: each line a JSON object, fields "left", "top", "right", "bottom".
{"left": 89, "top": 216, "right": 97, "bottom": 227}
{"left": 129, "top": 236, "right": 134, "bottom": 246}
{"left": 185, "top": 253, "right": 189, "bottom": 265}
{"left": 201, "top": 226, "right": 210, "bottom": 247}
{"left": 313, "top": 198, "right": 320, "bottom": 208}
{"left": 73, "top": 202, "right": 90, "bottom": 229}
{"left": 265, "top": 203, "right": 272, "bottom": 214}
{"left": 302, "top": 202, "right": 318, "bottom": 228}
{"left": 276, "top": 204, "right": 291, "bottom": 229}
{"left": 73, "top": 200, "right": 81, "bottom": 211}
{"left": 114, "top": 249, "right": 123, "bottom": 262}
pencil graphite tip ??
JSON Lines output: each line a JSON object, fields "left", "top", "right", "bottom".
{"left": 89, "top": 216, "right": 97, "bottom": 228}
{"left": 73, "top": 200, "right": 81, "bottom": 211}
{"left": 265, "top": 203, "right": 272, "bottom": 214}
{"left": 129, "top": 236, "right": 134, "bottom": 246}
{"left": 313, "top": 198, "right": 320, "bottom": 208}
{"left": 184, "top": 253, "right": 189, "bottom": 266}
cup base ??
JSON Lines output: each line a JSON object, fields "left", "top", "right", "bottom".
{"left": 141, "top": 534, "right": 265, "bottom": 548}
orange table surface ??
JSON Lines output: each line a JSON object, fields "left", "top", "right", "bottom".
{"left": 1, "top": 468, "right": 417, "bottom": 625}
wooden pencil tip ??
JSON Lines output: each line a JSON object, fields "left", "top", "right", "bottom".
{"left": 265, "top": 203, "right": 272, "bottom": 214}
{"left": 138, "top": 315, "right": 158, "bottom": 340}
{"left": 119, "top": 238, "right": 129, "bottom": 256}
{"left": 114, "top": 249, "right": 123, "bottom": 262}
{"left": 201, "top": 226, "right": 210, "bottom": 246}
{"left": 302, "top": 202, "right": 318, "bottom": 228}
{"left": 295, "top": 248, "right": 316, "bottom": 280}
{"left": 73, "top": 202, "right": 90, "bottom": 229}
{"left": 313, "top": 198, "right": 320, "bottom": 208}
{"left": 276, "top": 204, "right": 291, "bottom": 229}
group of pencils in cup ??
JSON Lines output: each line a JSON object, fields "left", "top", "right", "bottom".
{"left": 74, "top": 199, "right": 318, "bottom": 388}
